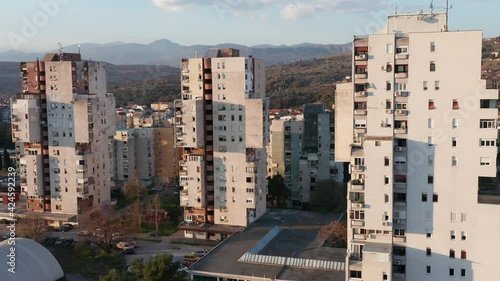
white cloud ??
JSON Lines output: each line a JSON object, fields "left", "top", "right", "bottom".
{"left": 152, "top": 0, "right": 394, "bottom": 20}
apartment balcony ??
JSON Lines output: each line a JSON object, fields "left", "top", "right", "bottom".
{"left": 354, "top": 109, "right": 367, "bottom": 116}
{"left": 206, "top": 185, "right": 214, "bottom": 192}
{"left": 394, "top": 91, "right": 409, "bottom": 98}
{"left": 354, "top": 128, "right": 367, "bottom": 134}
{"left": 354, "top": 73, "right": 368, "bottom": 79}
{"left": 206, "top": 155, "right": 213, "bottom": 161}
{"left": 395, "top": 53, "right": 409, "bottom": 60}
{"left": 204, "top": 73, "right": 212, "bottom": 80}
{"left": 354, "top": 54, "right": 368, "bottom": 61}
{"left": 393, "top": 236, "right": 406, "bottom": 244}
{"left": 176, "top": 142, "right": 187, "bottom": 147}
{"left": 180, "top": 196, "right": 189, "bottom": 206}
{"left": 395, "top": 109, "right": 408, "bottom": 116}
{"left": 204, "top": 84, "right": 213, "bottom": 90}
{"left": 175, "top": 110, "right": 183, "bottom": 116}
{"left": 351, "top": 165, "right": 365, "bottom": 172}
{"left": 394, "top": 128, "right": 407, "bottom": 135}
{"left": 207, "top": 194, "right": 214, "bottom": 201}
{"left": 395, "top": 72, "right": 408, "bottom": 79}
{"left": 393, "top": 182, "right": 407, "bottom": 191}
{"left": 179, "top": 160, "right": 187, "bottom": 166}
{"left": 394, "top": 201, "right": 406, "bottom": 207}
{"left": 354, "top": 91, "right": 367, "bottom": 97}
{"left": 351, "top": 202, "right": 365, "bottom": 209}
{"left": 205, "top": 94, "right": 213, "bottom": 100}
{"left": 349, "top": 180, "right": 365, "bottom": 191}
{"left": 180, "top": 189, "right": 188, "bottom": 195}
{"left": 352, "top": 220, "right": 365, "bottom": 227}
{"left": 206, "top": 175, "right": 214, "bottom": 181}
{"left": 179, "top": 170, "right": 188, "bottom": 176}
{"left": 353, "top": 234, "right": 367, "bottom": 240}
{"left": 394, "top": 165, "right": 407, "bottom": 175}
{"left": 205, "top": 114, "right": 213, "bottom": 121}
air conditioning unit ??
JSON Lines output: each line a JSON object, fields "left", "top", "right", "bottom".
{"left": 359, "top": 54, "right": 367, "bottom": 59}
{"left": 396, "top": 109, "right": 403, "bottom": 114}
{"left": 386, "top": 109, "right": 393, "bottom": 114}
{"left": 395, "top": 147, "right": 405, "bottom": 152}
{"left": 395, "top": 91, "right": 402, "bottom": 96}
{"left": 394, "top": 261, "right": 401, "bottom": 265}
{"left": 382, "top": 222, "right": 388, "bottom": 226}
{"left": 394, "top": 219, "right": 403, "bottom": 224}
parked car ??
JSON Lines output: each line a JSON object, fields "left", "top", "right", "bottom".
{"left": 54, "top": 238, "right": 65, "bottom": 246}
{"left": 121, "top": 248, "right": 135, "bottom": 255}
{"left": 116, "top": 241, "right": 137, "bottom": 250}
{"left": 193, "top": 250, "right": 207, "bottom": 257}
{"left": 46, "top": 236, "right": 58, "bottom": 245}
{"left": 62, "top": 224, "right": 73, "bottom": 230}
{"left": 148, "top": 231, "right": 161, "bottom": 237}
{"left": 183, "top": 254, "right": 201, "bottom": 263}
{"left": 54, "top": 226, "right": 67, "bottom": 232}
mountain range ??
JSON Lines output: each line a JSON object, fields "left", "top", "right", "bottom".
{"left": 0, "top": 39, "right": 351, "bottom": 66}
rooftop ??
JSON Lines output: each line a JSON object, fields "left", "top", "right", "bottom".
{"left": 189, "top": 209, "right": 346, "bottom": 281}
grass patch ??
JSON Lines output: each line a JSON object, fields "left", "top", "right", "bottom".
{"left": 51, "top": 246, "right": 125, "bottom": 280}
{"left": 141, "top": 220, "right": 178, "bottom": 236}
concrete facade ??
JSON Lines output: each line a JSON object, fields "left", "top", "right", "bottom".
{"left": 175, "top": 49, "right": 269, "bottom": 239}
{"left": 337, "top": 13, "right": 500, "bottom": 281}
{"left": 12, "top": 53, "right": 115, "bottom": 222}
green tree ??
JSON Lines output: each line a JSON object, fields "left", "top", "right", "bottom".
{"left": 310, "top": 180, "right": 347, "bottom": 213}
{"left": 99, "top": 269, "right": 124, "bottom": 281}
{"left": 266, "top": 175, "right": 289, "bottom": 208}
{"left": 100, "top": 254, "right": 184, "bottom": 281}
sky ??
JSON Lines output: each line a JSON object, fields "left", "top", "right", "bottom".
{"left": 0, "top": 0, "right": 499, "bottom": 52}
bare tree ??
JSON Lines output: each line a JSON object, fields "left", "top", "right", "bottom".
{"left": 86, "top": 207, "right": 124, "bottom": 253}
{"left": 150, "top": 194, "right": 162, "bottom": 233}
{"left": 124, "top": 177, "right": 147, "bottom": 231}
{"left": 18, "top": 213, "right": 46, "bottom": 242}
{"left": 320, "top": 221, "right": 347, "bottom": 248}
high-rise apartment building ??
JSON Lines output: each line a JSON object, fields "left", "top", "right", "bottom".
{"left": 11, "top": 53, "right": 115, "bottom": 224}
{"left": 114, "top": 127, "right": 178, "bottom": 187}
{"left": 175, "top": 48, "right": 269, "bottom": 240}
{"left": 336, "top": 13, "right": 500, "bottom": 281}
{"left": 269, "top": 104, "right": 343, "bottom": 208}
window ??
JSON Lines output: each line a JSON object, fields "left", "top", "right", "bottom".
{"left": 426, "top": 247, "right": 432, "bottom": 256}
{"left": 246, "top": 177, "right": 252, "bottom": 183}
{"left": 479, "top": 119, "right": 495, "bottom": 128}
{"left": 383, "top": 272, "right": 388, "bottom": 280}
{"left": 480, "top": 139, "right": 496, "bottom": 147}
{"left": 386, "top": 100, "right": 392, "bottom": 109}
{"left": 461, "top": 250, "right": 467, "bottom": 259}
{"left": 394, "top": 229, "right": 405, "bottom": 236}
{"left": 449, "top": 268, "right": 455, "bottom": 276}
{"left": 452, "top": 137, "right": 457, "bottom": 147}
{"left": 428, "top": 99, "right": 435, "bottom": 109}
{"left": 461, "top": 231, "right": 467, "bottom": 240}
{"left": 423, "top": 81, "right": 428, "bottom": 90}
{"left": 453, "top": 99, "right": 459, "bottom": 110}
{"left": 426, "top": 230, "right": 432, "bottom": 238}
{"left": 422, "top": 193, "right": 428, "bottom": 202}
{"left": 452, "top": 156, "right": 457, "bottom": 166}
{"left": 428, "top": 118, "right": 434, "bottom": 128}
{"left": 384, "top": 176, "right": 390, "bottom": 185}
{"left": 396, "top": 46, "right": 408, "bottom": 53}
{"left": 430, "top": 42, "right": 436, "bottom": 52}
{"left": 384, "top": 157, "right": 390, "bottom": 166}
{"left": 386, "top": 81, "right": 392, "bottom": 91}
{"left": 428, "top": 137, "right": 434, "bottom": 146}
{"left": 461, "top": 269, "right": 466, "bottom": 277}
{"left": 451, "top": 230, "right": 456, "bottom": 240}
{"left": 430, "top": 61, "right": 436, "bottom": 72}
{"left": 451, "top": 212, "right": 457, "bottom": 222}
{"left": 375, "top": 141, "right": 381, "bottom": 146}
{"left": 350, "top": 271, "right": 362, "bottom": 278}
{"left": 449, "top": 249, "right": 455, "bottom": 258}
{"left": 428, "top": 175, "right": 434, "bottom": 184}
{"left": 480, "top": 157, "right": 491, "bottom": 166}
{"left": 384, "top": 194, "right": 389, "bottom": 203}
{"left": 426, "top": 265, "right": 432, "bottom": 274}
{"left": 428, "top": 156, "right": 434, "bottom": 166}
{"left": 434, "top": 80, "right": 440, "bottom": 90}
{"left": 452, "top": 118, "right": 459, "bottom": 129}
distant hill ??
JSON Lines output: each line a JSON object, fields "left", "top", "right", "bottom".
{"left": 0, "top": 62, "right": 179, "bottom": 99}
{"left": 0, "top": 39, "right": 352, "bottom": 66}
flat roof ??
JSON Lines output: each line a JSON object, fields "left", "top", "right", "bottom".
{"left": 189, "top": 209, "right": 346, "bottom": 281}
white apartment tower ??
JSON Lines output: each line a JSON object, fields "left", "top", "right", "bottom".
{"left": 11, "top": 53, "right": 115, "bottom": 224}
{"left": 336, "top": 14, "right": 500, "bottom": 281}
{"left": 175, "top": 48, "right": 269, "bottom": 240}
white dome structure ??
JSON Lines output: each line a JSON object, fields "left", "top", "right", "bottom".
{"left": 0, "top": 238, "right": 64, "bottom": 281}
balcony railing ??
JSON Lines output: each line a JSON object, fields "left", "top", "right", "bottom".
{"left": 354, "top": 109, "right": 367, "bottom": 116}
{"left": 351, "top": 202, "right": 365, "bottom": 209}
{"left": 395, "top": 53, "right": 408, "bottom": 60}
{"left": 354, "top": 73, "right": 368, "bottom": 79}
{"left": 352, "top": 220, "right": 365, "bottom": 227}
{"left": 395, "top": 72, "right": 408, "bottom": 78}
{"left": 354, "top": 91, "right": 367, "bottom": 97}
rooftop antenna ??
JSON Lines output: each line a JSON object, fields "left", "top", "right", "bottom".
{"left": 58, "top": 42, "right": 63, "bottom": 61}
{"left": 445, "top": 0, "right": 453, "bottom": 31}
{"left": 429, "top": 0, "right": 434, "bottom": 17}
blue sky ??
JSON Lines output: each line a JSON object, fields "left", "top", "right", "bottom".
{"left": 1, "top": 0, "right": 499, "bottom": 52}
